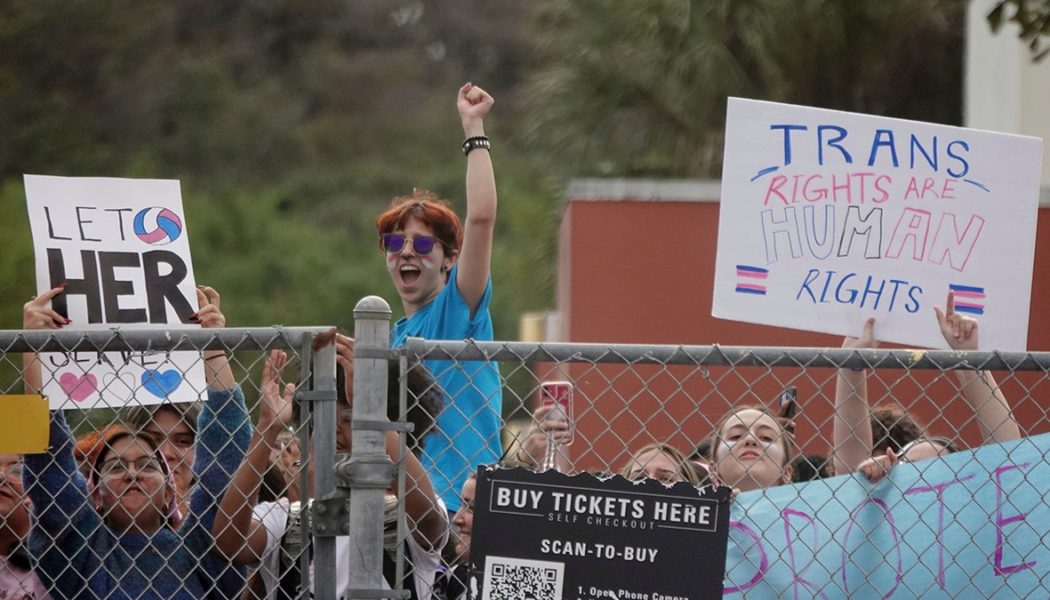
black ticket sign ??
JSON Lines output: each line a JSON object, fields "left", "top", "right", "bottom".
{"left": 469, "top": 467, "right": 731, "bottom": 600}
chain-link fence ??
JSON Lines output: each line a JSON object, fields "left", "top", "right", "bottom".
{"left": 0, "top": 325, "right": 338, "bottom": 600}
{"left": 391, "top": 334, "right": 1050, "bottom": 599}
{"left": 2, "top": 309, "right": 1049, "bottom": 599}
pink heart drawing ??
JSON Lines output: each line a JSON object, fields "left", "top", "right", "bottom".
{"left": 58, "top": 372, "right": 98, "bottom": 403}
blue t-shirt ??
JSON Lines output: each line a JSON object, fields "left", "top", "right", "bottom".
{"left": 391, "top": 265, "right": 502, "bottom": 511}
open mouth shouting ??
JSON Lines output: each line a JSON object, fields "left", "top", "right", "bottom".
{"left": 399, "top": 263, "right": 422, "bottom": 287}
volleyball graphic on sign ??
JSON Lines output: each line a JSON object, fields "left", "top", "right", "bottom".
{"left": 134, "top": 207, "right": 183, "bottom": 245}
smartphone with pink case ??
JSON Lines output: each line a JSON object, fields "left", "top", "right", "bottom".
{"left": 540, "top": 380, "right": 574, "bottom": 446}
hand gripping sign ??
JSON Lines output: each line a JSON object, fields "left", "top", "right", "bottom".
{"left": 25, "top": 175, "right": 205, "bottom": 408}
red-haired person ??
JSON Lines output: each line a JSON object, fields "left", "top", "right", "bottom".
{"left": 374, "top": 83, "right": 500, "bottom": 515}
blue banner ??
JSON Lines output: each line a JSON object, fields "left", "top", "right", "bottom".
{"left": 726, "top": 432, "right": 1050, "bottom": 598}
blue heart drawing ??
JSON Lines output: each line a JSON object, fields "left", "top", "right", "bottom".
{"left": 141, "top": 369, "right": 183, "bottom": 399}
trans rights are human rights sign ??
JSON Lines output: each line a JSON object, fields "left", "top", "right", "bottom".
{"left": 713, "top": 99, "right": 1043, "bottom": 350}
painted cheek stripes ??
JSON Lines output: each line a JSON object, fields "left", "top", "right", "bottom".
{"left": 721, "top": 438, "right": 784, "bottom": 461}
{"left": 420, "top": 255, "right": 436, "bottom": 270}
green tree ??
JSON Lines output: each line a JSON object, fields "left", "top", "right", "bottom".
{"left": 0, "top": 0, "right": 558, "bottom": 340}
{"left": 523, "top": 0, "right": 965, "bottom": 179}
{"left": 988, "top": 0, "right": 1050, "bottom": 61}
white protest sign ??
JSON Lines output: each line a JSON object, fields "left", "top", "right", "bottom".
{"left": 713, "top": 98, "right": 1043, "bottom": 350}
{"left": 25, "top": 175, "right": 205, "bottom": 408}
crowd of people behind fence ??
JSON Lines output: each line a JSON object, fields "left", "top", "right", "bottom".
{"left": 0, "top": 83, "right": 1029, "bottom": 599}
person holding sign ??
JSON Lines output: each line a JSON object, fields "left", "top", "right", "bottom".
{"left": 118, "top": 286, "right": 223, "bottom": 522}
{"left": 21, "top": 286, "right": 251, "bottom": 600}
{"left": 835, "top": 291, "right": 1022, "bottom": 480}
{"left": 376, "top": 82, "right": 501, "bottom": 515}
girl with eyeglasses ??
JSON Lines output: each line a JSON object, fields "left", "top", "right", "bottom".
{"left": 21, "top": 285, "right": 251, "bottom": 600}
{"left": 122, "top": 399, "right": 201, "bottom": 522}
{"left": 372, "top": 83, "right": 501, "bottom": 518}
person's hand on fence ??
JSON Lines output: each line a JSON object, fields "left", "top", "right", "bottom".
{"left": 259, "top": 350, "right": 295, "bottom": 438}
{"left": 23, "top": 286, "right": 68, "bottom": 330}
{"left": 934, "top": 290, "right": 979, "bottom": 351}
{"left": 857, "top": 447, "right": 898, "bottom": 484}
{"left": 213, "top": 348, "right": 290, "bottom": 566}
{"left": 335, "top": 332, "right": 355, "bottom": 406}
{"left": 516, "top": 404, "right": 572, "bottom": 469}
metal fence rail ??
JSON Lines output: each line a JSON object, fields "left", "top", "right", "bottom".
{"left": 393, "top": 335, "right": 1050, "bottom": 599}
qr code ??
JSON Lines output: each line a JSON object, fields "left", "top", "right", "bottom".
{"left": 482, "top": 556, "right": 565, "bottom": 600}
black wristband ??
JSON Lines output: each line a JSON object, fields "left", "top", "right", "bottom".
{"left": 462, "top": 136, "right": 491, "bottom": 156}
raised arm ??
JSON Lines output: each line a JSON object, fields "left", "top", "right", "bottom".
{"left": 934, "top": 291, "right": 1020, "bottom": 444}
{"left": 832, "top": 318, "right": 877, "bottom": 475}
{"left": 186, "top": 288, "right": 251, "bottom": 532}
{"left": 454, "top": 82, "right": 497, "bottom": 313}
{"left": 385, "top": 431, "right": 447, "bottom": 552}
{"left": 195, "top": 286, "right": 236, "bottom": 391}
{"left": 21, "top": 285, "right": 68, "bottom": 395}
{"left": 213, "top": 350, "right": 295, "bottom": 565}
{"left": 20, "top": 288, "right": 101, "bottom": 550}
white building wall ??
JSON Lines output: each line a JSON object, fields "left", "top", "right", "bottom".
{"left": 966, "top": 0, "right": 1050, "bottom": 188}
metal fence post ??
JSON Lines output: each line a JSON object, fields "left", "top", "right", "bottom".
{"left": 310, "top": 331, "right": 338, "bottom": 600}
{"left": 341, "top": 296, "right": 394, "bottom": 600}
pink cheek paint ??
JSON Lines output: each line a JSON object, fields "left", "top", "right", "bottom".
{"left": 420, "top": 255, "right": 436, "bottom": 270}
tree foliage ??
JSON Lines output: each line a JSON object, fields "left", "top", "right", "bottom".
{"left": 523, "top": 0, "right": 964, "bottom": 178}
{"left": 988, "top": 0, "right": 1050, "bottom": 61}
{"left": 1, "top": 0, "right": 970, "bottom": 337}
{"left": 0, "top": 0, "right": 556, "bottom": 337}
